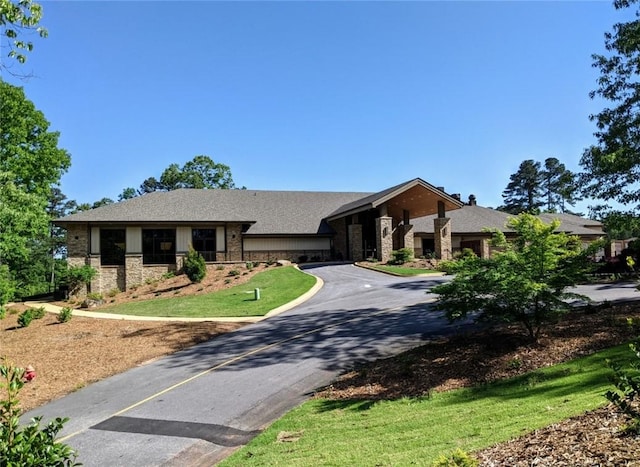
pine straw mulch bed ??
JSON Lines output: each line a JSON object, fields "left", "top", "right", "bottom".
{"left": 314, "top": 302, "right": 640, "bottom": 466}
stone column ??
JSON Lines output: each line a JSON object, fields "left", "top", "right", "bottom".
{"left": 480, "top": 238, "right": 491, "bottom": 258}
{"left": 125, "top": 254, "right": 143, "bottom": 290}
{"left": 226, "top": 224, "right": 243, "bottom": 261}
{"left": 434, "top": 218, "right": 452, "bottom": 260}
{"left": 376, "top": 216, "right": 393, "bottom": 263}
{"left": 403, "top": 224, "right": 414, "bottom": 255}
{"left": 348, "top": 224, "right": 363, "bottom": 262}
{"left": 88, "top": 256, "right": 101, "bottom": 295}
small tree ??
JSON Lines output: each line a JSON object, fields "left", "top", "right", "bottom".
{"left": 183, "top": 247, "right": 206, "bottom": 283}
{"left": 431, "top": 214, "right": 601, "bottom": 341}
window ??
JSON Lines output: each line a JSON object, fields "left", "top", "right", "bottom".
{"left": 100, "top": 229, "right": 125, "bottom": 266}
{"left": 192, "top": 228, "right": 216, "bottom": 261}
{"left": 142, "top": 229, "right": 176, "bottom": 264}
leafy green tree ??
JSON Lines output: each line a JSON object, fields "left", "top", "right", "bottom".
{"left": 138, "top": 176, "right": 161, "bottom": 194}
{"left": 0, "top": 82, "right": 71, "bottom": 197}
{"left": 431, "top": 214, "right": 600, "bottom": 341}
{"left": 0, "top": 82, "right": 70, "bottom": 300}
{"left": 500, "top": 160, "right": 543, "bottom": 214}
{"left": 0, "top": 0, "right": 47, "bottom": 73}
{"left": 181, "top": 155, "right": 236, "bottom": 189}
{"left": 581, "top": 0, "right": 640, "bottom": 219}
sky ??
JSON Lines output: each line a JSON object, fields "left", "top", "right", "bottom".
{"left": 4, "top": 0, "right": 634, "bottom": 212}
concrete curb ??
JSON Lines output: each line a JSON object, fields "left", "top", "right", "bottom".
{"left": 23, "top": 268, "right": 324, "bottom": 323}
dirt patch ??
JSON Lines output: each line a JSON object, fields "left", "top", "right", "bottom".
{"left": 314, "top": 302, "right": 640, "bottom": 465}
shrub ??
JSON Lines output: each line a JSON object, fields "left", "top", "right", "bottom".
{"left": 17, "top": 310, "right": 33, "bottom": 328}
{"left": 57, "top": 307, "right": 72, "bottom": 323}
{"left": 431, "top": 449, "right": 479, "bottom": 467}
{"left": 228, "top": 269, "right": 240, "bottom": 277}
{"left": 390, "top": 248, "right": 413, "bottom": 265}
{"left": 161, "top": 271, "right": 175, "bottom": 280}
{"left": 107, "top": 288, "right": 120, "bottom": 298}
{"left": 0, "top": 359, "right": 79, "bottom": 466}
{"left": 87, "top": 292, "right": 103, "bottom": 301}
{"left": 298, "top": 255, "right": 309, "bottom": 263}
{"left": 63, "top": 265, "right": 97, "bottom": 296}
{"left": 605, "top": 337, "right": 640, "bottom": 434}
{"left": 0, "top": 306, "right": 6, "bottom": 320}
{"left": 32, "top": 306, "right": 46, "bottom": 320}
{"left": 245, "top": 261, "right": 255, "bottom": 270}
{"left": 184, "top": 247, "right": 206, "bottom": 283}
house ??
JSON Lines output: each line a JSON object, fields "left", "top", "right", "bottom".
{"left": 54, "top": 178, "right": 464, "bottom": 294}
{"left": 411, "top": 199, "right": 605, "bottom": 258}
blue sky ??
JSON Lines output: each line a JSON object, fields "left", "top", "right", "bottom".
{"left": 4, "top": 1, "right": 631, "bottom": 211}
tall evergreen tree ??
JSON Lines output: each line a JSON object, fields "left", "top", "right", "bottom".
{"left": 500, "top": 160, "right": 543, "bottom": 214}
{"left": 541, "top": 157, "right": 581, "bottom": 213}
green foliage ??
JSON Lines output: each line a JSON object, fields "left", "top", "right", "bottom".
{"left": 499, "top": 158, "right": 579, "bottom": 214}
{"left": 0, "top": 306, "right": 5, "bottom": 319}
{"left": 432, "top": 449, "right": 479, "bottom": 467}
{"left": 0, "top": 265, "right": 15, "bottom": 306}
{"left": 431, "top": 214, "right": 600, "bottom": 341}
{"left": 138, "top": 155, "right": 237, "bottom": 194}
{"left": 31, "top": 306, "right": 45, "bottom": 319}
{"left": 16, "top": 309, "right": 32, "bottom": 328}
{"left": 86, "top": 292, "right": 103, "bottom": 301}
{"left": 63, "top": 265, "right": 97, "bottom": 296}
{"left": 605, "top": 338, "right": 640, "bottom": 434}
{"left": 57, "top": 307, "right": 72, "bottom": 323}
{"left": 228, "top": 269, "right": 240, "bottom": 277}
{"left": 581, "top": 0, "right": 640, "bottom": 214}
{"left": 390, "top": 247, "right": 414, "bottom": 265}
{"left": 0, "top": 359, "right": 78, "bottom": 466}
{"left": 183, "top": 247, "right": 206, "bottom": 283}
{"left": 0, "top": 0, "right": 48, "bottom": 69}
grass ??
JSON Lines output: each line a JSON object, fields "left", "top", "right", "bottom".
{"left": 220, "top": 343, "right": 633, "bottom": 466}
{"left": 364, "top": 263, "right": 442, "bottom": 276}
{"left": 96, "top": 266, "right": 316, "bottom": 318}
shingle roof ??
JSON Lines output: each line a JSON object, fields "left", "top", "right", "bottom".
{"left": 412, "top": 205, "right": 604, "bottom": 236}
{"left": 55, "top": 189, "right": 372, "bottom": 235}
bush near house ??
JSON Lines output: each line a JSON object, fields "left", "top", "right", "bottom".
{"left": 183, "top": 247, "right": 206, "bottom": 283}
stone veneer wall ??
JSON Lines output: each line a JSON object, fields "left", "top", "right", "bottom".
{"left": 348, "top": 224, "right": 363, "bottom": 262}
{"left": 328, "top": 219, "right": 347, "bottom": 261}
{"left": 226, "top": 224, "right": 243, "bottom": 261}
{"left": 142, "top": 264, "right": 177, "bottom": 284}
{"left": 125, "top": 255, "right": 144, "bottom": 289}
{"left": 99, "top": 266, "right": 126, "bottom": 293}
{"left": 403, "top": 224, "right": 414, "bottom": 254}
{"left": 434, "top": 218, "right": 452, "bottom": 260}
{"left": 66, "top": 225, "right": 89, "bottom": 296}
{"left": 376, "top": 216, "right": 393, "bottom": 262}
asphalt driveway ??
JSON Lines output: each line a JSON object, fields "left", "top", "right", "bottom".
{"left": 20, "top": 264, "right": 639, "bottom": 466}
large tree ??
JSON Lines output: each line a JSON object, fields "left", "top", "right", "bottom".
{"left": 500, "top": 159, "right": 544, "bottom": 214}
{"left": 0, "top": 0, "right": 47, "bottom": 74}
{"left": 0, "top": 81, "right": 70, "bottom": 299}
{"left": 581, "top": 0, "right": 640, "bottom": 216}
{"left": 541, "top": 157, "right": 581, "bottom": 213}
{"left": 0, "top": 81, "right": 71, "bottom": 196}
{"left": 121, "top": 155, "right": 237, "bottom": 198}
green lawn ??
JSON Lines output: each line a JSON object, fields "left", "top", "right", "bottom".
{"left": 220, "top": 343, "right": 633, "bottom": 466}
{"left": 96, "top": 266, "right": 316, "bottom": 318}
{"left": 364, "top": 264, "right": 442, "bottom": 276}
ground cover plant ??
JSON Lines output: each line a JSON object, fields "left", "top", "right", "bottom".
{"left": 93, "top": 265, "right": 315, "bottom": 318}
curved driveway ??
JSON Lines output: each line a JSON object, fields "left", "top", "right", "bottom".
{"left": 21, "top": 264, "right": 639, "bottom": 466}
